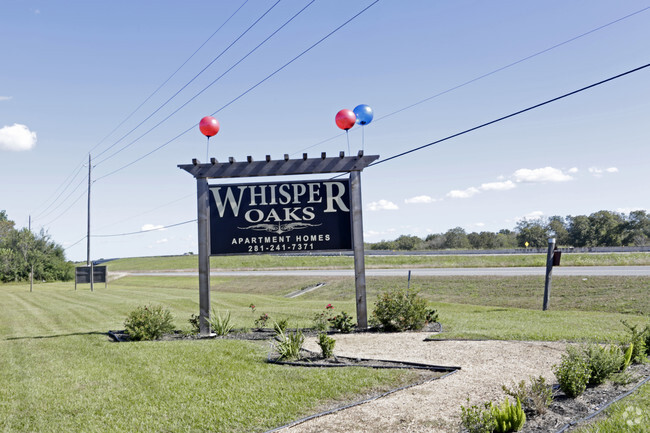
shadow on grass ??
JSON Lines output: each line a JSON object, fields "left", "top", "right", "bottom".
{"left": 5, "top": 331, "right": 108, "bottom": 341}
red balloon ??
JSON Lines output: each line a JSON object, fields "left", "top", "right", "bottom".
{"left": 335, "top": 109, "right": 356, "bottom": 131}
{"left": 199, "top": 116, "right": 220, "bottom": 137}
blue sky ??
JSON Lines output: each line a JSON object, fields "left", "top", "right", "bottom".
{"left": 1, "top": 0, "right": 649, "bottom": 261}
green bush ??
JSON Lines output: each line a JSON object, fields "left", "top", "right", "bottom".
{"left": 622, "top": 343, "right": 634, "bottom": 371}
{"left": 329, "top": 311, "right": 355, "bottom": 333}
{"left": 502, "top": 376, "right": 552, "bottom": 416}
{"left": 553, "top": 346, "right": 591, "bottom": 397}
{"left": 583, "top": 344, "right": 624, "bottom": 385}
{"left": 460, "top": 400, "right": 496, "bottom": 433}
{"left": 317, "top": 333, "right": 336, "bottom": 358}
{"left": 621, "top": 321, "right": 648, "bottom": 363}
{"left": 208, "top": 309, "right": 234, "bottom": 336}
{"left": 274, "top": 329, "right": 304, "bottom": 361}
{"left": 491, "top": 397, "right": 526, "bottom": 433}
{"left": 273, "top": 318, "right": 289, "bottom": 335}
{"left": 124, "top": 304, "right": 175, "bottom": 341}
{"left": 188, "top": 314, "right": 200, "bottom": 334}
{"left": 371, "top": 288, "right": 430, "bottom": 332}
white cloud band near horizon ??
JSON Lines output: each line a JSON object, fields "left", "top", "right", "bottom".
{"left": 404, "top": 195, "right": 437, "bottom": 204}
{"left": 0, "top": 123, "right": 37, "bottom": 151}
{"left": 368, "top": 199, "right": 399, "bottom": 211}
{"left": 447, "top": 166, "right": 576, "bottom": 199}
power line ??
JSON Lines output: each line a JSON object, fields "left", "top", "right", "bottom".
{"left": 88, "top": 62, "right": 650, "bottom": 243}
{"left": 32, "top": 161, "right": 86, "bottom": 219}
{"left": 34, "top": 174, "right": 89, "bottom": 223}
{"left": 94, "top": 0, "right": 380, "bottom": 182}
{"left": 39, "top": 188, "right": 88, "bottom": 228}
{"left": 92, "top": 219, "right": 197, "bottom": 237}
{"left": 294, "top": 4, "right": 650, "bottom": 155}
{"left": 369, "top": 62, "right": 650, "bottom": 168}
{"left": 89, "top": 0, "right": 251, "bottom": 157}
{"left": 94, "top": 0, "right": 281, "bottom": 164}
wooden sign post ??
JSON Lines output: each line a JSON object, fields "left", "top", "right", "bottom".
{"left": 179, "top": 152, "right": 378, "bottom": 336}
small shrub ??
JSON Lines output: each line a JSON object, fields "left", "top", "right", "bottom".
{"left": 425, "top": 308, "right": 439, "bottom": 324}
{"left": 502, "top": 376, "right": 552, "bottom": 416}
{"left": 188, "top": 313, "right": 200, "bottom": 334}
{"left": 124, "top": 304, "right": 175, "bottom": 341}
{"left": 208, "top": 309, "right": 234, "bottom": 336}
{"left": 329, "top": 311, "right": 355, "bottom": 333}
{"left": 621, "top": 321, "right": 648, "bottom": 364}
{"left": 527, "top": 376, "right": 553, "bottom": 415}
{"left": 254, "top": 313, "right": 270, "bottom": 329}
{"left": 371, "top": 287, "right": 429, "bottom": 332}
{"left": 273, "top": 318, "right": 289, "bottom": 335}
{"left": 275, "top": 329, "right": 304, "bottom": 361}
{"left": 644, "top": 324, "right": 650, "bottom": 356}
{"left": 553, "top": 346, "right": 591, "bottom": 397}
{"left": 317, "top": 333, "right": 336, "bottom": 358}
{"left": 491, "top": 397, "right": 526, "bottom": 433}
{"left": 312, "top": 304, "right": 335, "bottom": 332}
{"left": 460, "top": 400, "right": 496, "bottom": 433}
{"left": 583, "top": 344, "right": 624, "bottom": 385}
{"left": 622, "top": 343, "right": 634, "bottom": 371}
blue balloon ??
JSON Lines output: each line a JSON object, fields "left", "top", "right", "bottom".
{"left": 353, "top": 104, "right": 373, "bottom": 125}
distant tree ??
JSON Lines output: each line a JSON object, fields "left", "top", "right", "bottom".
{"left": 589, "top": 210, "right": 625, "bottom": 246}
{"left": 547, "top": 215, "right": 570, "bottom": 246}
{"left": 368, "top": 239, "right": 396, "bottom": 250}
{"left": 567, "top": 215, "right": 592, "bottom": 247}
{"left": 423, "top": 233, "right": 445, "bottom": 250}
{"left": 468, "top": 231, "right": 500, "bottom": 249}
{"left": 393, "top": 235, "right": 423, "bottom": 251}
{"left": 442, "top": 227, "right": 470, "bottom": 249}
{"left": 624, "top": 210, "right": 650, "bottom": 246}
{"left": 496, "top": 229, "right": 518, "bottom": 248}
{"left": 516, "top": 219, "right": 548, "bottom": 248}
{"left": 0, "top": 212, "right": 73, "bottom": 283}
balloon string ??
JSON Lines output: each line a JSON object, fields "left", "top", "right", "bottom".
{"left": 362, "top": 126, "right": 365, "bottom": 152}
{"left": 346, "top": 130, "right": 350, "bottom": 155}
{"left": 206, "top": 136, "right": 210, "bottom": 162}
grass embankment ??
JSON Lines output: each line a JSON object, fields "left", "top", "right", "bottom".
{"left": 104, "top": 251, "right": 650, "bottom": 271}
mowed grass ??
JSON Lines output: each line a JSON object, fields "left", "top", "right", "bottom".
{"left": 3, "top": 257, "right": 649, "bottom": 432}
{"left": 0, "top": 283, "right": 417, "bottom": 433}
{"left": 104, "top": 251, "right": 650, "bottom": 271}
{"left": 103, "top": 273, "right": 650, "bottom": 342}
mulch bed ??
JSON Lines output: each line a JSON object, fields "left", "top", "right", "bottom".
{"left": 519, "top": 362, "right": 650, "bottom": 433}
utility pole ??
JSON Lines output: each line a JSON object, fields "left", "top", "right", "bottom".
{"left": 87, "top": 154, "right": 93, "bottom": 292}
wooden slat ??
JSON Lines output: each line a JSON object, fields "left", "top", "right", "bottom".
{"left": 178, "top": 154, "right": 379, "bottom": 179}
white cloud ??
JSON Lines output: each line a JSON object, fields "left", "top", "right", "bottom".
{"left": 0, "top": 96, "right": 12, "bottom": 101}
{"left": 367, "top": 200, "right": 398, "bottom": 211}
{"left": 0, "top": 124, "right": 37, "bottom": 151}
{"left": 588, "top": 166, "right": 618, "bottom": 177}
{"left": 155, "top": 238, "right": 169, "bottom": 244}
{"left": 512, "top": 167, "right": 573, "bottom": 183}
{"left": 518, "top": 211, "right": 545, "bottom": 221}
{"left": 446, "top": 187, "right": 480, "bottom": 199}
{"left": 404, "top": 195, "right": 436, "bottom": 204}
{"left": 568, "top": 167, "right": 578, "bottom": 174}
{"left": 479, "top": 180, "right": 516, "bottom": 191}
{"left": 141, "top": 223, "right": 165, "bottom": 231}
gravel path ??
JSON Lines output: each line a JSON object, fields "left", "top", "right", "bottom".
{"left": 280, "top": 333, "right": 566, "bottom": 433}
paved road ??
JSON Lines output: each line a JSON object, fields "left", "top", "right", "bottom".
{"left": 128, "top": 266, "right": 650, "bottom": 277}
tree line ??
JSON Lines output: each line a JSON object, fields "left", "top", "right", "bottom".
{"left": 368, "top": 210, "right": 650, "bottom": 251}
{"left": 0, "top": 210, "right": 73, "bottom": 283}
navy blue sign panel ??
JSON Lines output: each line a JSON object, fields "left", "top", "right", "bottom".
{"left": 209, "top": 179, "right": 352, "bottom": 255}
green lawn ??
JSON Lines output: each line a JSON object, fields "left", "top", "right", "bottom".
{"left": 103, "top": 251, "right": 650, "bottom": 271}
{"left": 3, "top": 260, "right": 649, "bottom": 432}
{"left": 0, "top": 283, "right": 417, "bottom": 433}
